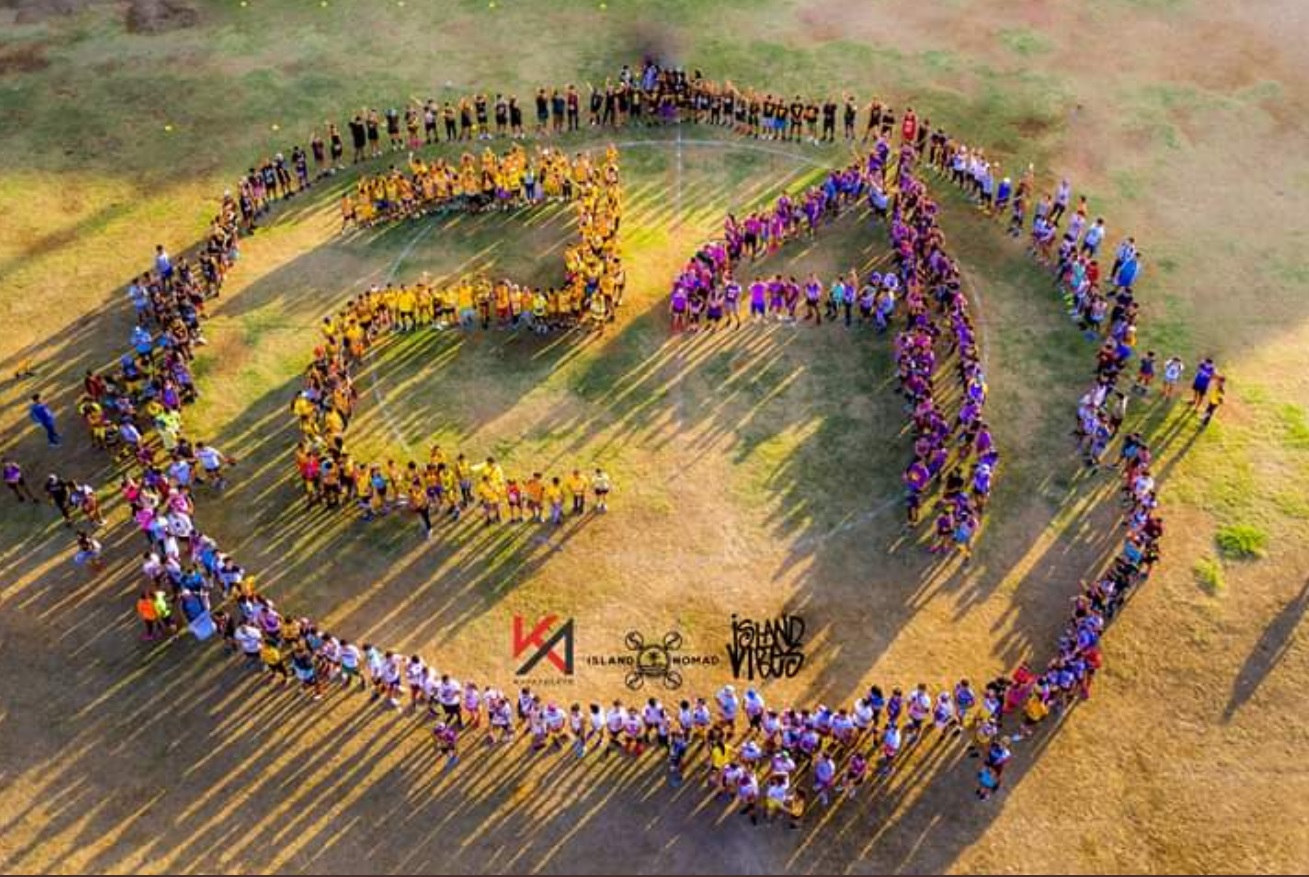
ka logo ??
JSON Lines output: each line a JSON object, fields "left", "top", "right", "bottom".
{"left": 512, "top": 614, "right": 576, "bottom": 676}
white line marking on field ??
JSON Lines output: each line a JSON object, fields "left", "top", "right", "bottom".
{"left": 791, "top": 494, "right": 903, "bottom": 551}
{"left": 674, "top": 124, "right": 684, "bottom": 229}
{"left": 603, "top": 135, "right": 833, "bottom": 169}
{"left": 366, "top": 222, "right": 436, "bottom": 449}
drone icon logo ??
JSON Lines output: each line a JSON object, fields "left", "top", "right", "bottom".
{"left": 623, "top": 630, "right": 683, "bottom": 691}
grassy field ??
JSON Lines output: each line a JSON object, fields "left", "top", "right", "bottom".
{"left": 1, "top": 0, "right": 1307, "bottom": 873}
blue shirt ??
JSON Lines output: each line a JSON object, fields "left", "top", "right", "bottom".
{"left": 28, "top": 402, "right": 54, "bottom": 427}
{"left": 1115, "top": 257, "right": 1139, "bottom": 287}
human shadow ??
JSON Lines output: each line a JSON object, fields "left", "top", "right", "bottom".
{"left": 1223, "top": 577, "right": 1308, "bottom": 722}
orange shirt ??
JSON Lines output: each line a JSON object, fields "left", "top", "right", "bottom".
{"left": 137, "top": 597, "right": 158, "bottom": 622}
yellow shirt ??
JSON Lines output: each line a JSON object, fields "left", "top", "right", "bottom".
{"left": 456, "top": 283, "right": 474, "bottom": 311}
{"left": 260, "top": 643, "right": 283, "bottom": 667}
{"left": 710, "top": 744, "right": 735, "bottom": 770}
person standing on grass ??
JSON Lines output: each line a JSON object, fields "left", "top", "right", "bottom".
{"left": 1162, "top": 356, "right": 1185, "bottom": 400}
{"left": 3, "top": 457, "right": 37, "bottom": 503}
{"left": 1082, "top": 218, "right": 1107, "bottom": 257}
{"left": 592, "top": 468, "right": 612, "bottom": 512}
{"left": 976, "top": 735, "right": 1013, "bottom": 800}
{"left": 1050, "top": 178, "right": 1071, "bottom": 225}
{"left": 566, "top": 468, "right": 588, "bottom": 515}
{"left": 1134, "top": 351, "right": 1156, "bottom": 395}
{"left": 28, "top": 393, "right": 60, "bottom": 447}
{"left": 1190, "top": 357, "right": 1217, "bottom": 410}
{"left": 1201, "top": 375, "right": 1226, "bottom": 428}
{"left": 408, "top": 478, "right": 432, "bottom": 540}
{"left": 45, "top": 474, "right": 73, "bottom": 524}
{"left": 1114, "top": 249, "right": 1142, "bottom": 292}
{"left": 74, "top": 531, "right": 103, "bottom": 574}
{"left": 136, "top": 590, "right": 161, "bottom": 640}
{"left": 348, "top": 114, "right": 366, "bottom": 163}
{"left": 154, "top": 244, "right": 173, "bottom": 288}
{"left": 545, "top": 476, "right": 565, "bottom": 525}
{"left": 1111, "top": 236, "right": 1136, "bottom": 279}
{"left": 71, "top": 481, "right": 105, "bottom": 527}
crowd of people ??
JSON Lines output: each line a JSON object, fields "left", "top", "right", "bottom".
{"left": 886, "top": 149, "right": 994, "bottom": 560}
{"left": 2, "top": 58, "right": 1206, "bottom": 820}
{"left": 305, "top": 63, "right": 943, "bottom": 165}
{"left": 344, "top": 144, "right": 625, "bottom": 328}
{"left": 291, "top": 297, "right": 614, "bottom": 528}
{"left": 343, "top": 143, "right": 616, "bottom": 227}
{"left": 211, "top": 584, "right": 1045, "bottom": 816}
{"left": 669, "top": 140, "right": 995, "bottom": 554}
{"left": 668, "top": 155, "right": 892, "bottom": 331}
{"left": 904, "top": 109, "right": 1225, "bottom": 442}
{"left": 6, "top": 186, "right": 246, "bottom": 587}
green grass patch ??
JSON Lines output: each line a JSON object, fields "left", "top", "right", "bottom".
{"left": 1215, "top": 523, "right": 1269, "bottom": 560}
{"left": 1192, "top": 555, "right": 1225, "bottom": 594}
{"left": 1276, "top": 404, "right": 1309, "bottom": 451}
{"left": 997, "top": 28, "right": 1053, "bottom": 57}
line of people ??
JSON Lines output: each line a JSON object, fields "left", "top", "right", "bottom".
{"left": 668, "top": 142, "right": 996, "bottom": 556}
{"left": 224, "top": 57, "right": 984, "bottom": 243}
{"left": 342, "top": 144, "right": 612, "bottom": 228}
{"left": 292, "top": 292, "right": 614, "bottom": 530}
{"left": 889, "top": 149, "right": 994, "bottom": 563}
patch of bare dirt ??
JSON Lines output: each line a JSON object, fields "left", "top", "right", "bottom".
{"left": 124, "top": 0, "right": 198, "bottom": 35}
{"left": 0, "top": 41, "right": 48, "bottom": 75}
{"left": 8, "top": 0, "right": 91, "bottom": 25}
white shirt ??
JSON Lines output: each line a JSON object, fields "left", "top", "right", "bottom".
{"left": 340, "top": 644, "right": 360, "bottom": 669}
{"left": 235, "top": 624, "right": 262, "bottom": 654}
{"left": 167, "top": 511, "right": 194, "bottom": 539}
{"left": 405, "top": 659, "right": 426, "bottom": 687}
{"left": 196, "top": 447, "right": 225, "bottom": 470}
{"left": 168, "top": 460, "right": 192, "bottom": 486}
